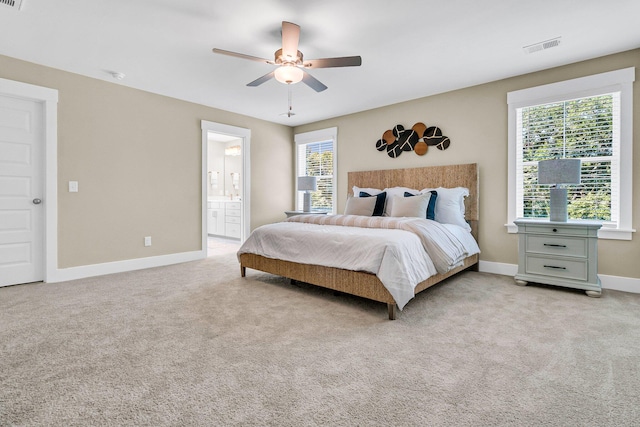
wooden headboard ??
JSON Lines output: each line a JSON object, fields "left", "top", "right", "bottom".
{"left": 347, "top": 163, "right": 479, "bottom": 240}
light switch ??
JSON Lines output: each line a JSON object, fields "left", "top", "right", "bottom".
{"left": 69, "top": 181, "right": 78, "bottom": 192}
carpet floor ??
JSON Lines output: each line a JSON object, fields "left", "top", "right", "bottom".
{"left": 1, "top": 252, "right": 639, "bottom": 426}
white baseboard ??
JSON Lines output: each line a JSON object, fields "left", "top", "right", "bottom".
{"left": 479, "top": 260, "right": 640, "bottom": 294}
{"left": 46, "top": 250, "right": 206, "bottom": 283}
{"left": 597, "top": 274, "right": 640, "bottom": 294}
{"left": 478, "top": 260, "right": 518, "bottom": 277}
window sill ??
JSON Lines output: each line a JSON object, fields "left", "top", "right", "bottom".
{"left": 598, "top": 227, "right": 635, "bottom": 241}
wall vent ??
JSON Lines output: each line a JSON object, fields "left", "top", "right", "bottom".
{"left": 0, "top": 0, "right": 25, "bottom": 10}
{"left": 523, "top": 37, "right": 561, "bottom": 54}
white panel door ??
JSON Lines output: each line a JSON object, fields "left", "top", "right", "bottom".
{"left": 0, "top": 94, "right": 44, "bottom": 286}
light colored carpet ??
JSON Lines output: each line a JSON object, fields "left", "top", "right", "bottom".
{"left": 1, "top": 252, "right": 639, "bottom": 426}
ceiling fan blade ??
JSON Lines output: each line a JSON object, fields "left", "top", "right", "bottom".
{"left": 281, "top": 21, "right": 300, "bottom": 60}
{"left": 212, "top": 48, "right": 274, "bottom": 64}
{"left": 303, "top": 56, "right": 362, "bottom": 69}
{"left": 247, "top": 71, "right": 275, "bottom": 87}
{"left": 302, "top": 70, "right": 328, "bottom": 92}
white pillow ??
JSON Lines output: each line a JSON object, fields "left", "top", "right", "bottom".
{"left": 381, "top": 186, "right": 420, "bottom": 216}
{"left": 389, "top": 193, "right": 431, "bottom": 218}
{"left": 421, "top": 187, "right": 470, "bottom": 231}
{"left": 344, "top": 196, "right": 377, "bottom": 216}
{"left": 352, "top": 186, "right": 382, "bottom": 196}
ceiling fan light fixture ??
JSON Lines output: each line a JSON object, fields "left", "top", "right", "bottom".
{"left": 274, "top": 64, "right": 303, "bottom": 85}
{"left": 213, "top": 21, "right": 361, "bottom": 92}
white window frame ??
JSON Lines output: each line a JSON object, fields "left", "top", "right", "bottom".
{"left": 294, "top": 127, "right": 337, "bottom": 213}
{"left": 506, "top": 67, "right": 635, "bottom": 240}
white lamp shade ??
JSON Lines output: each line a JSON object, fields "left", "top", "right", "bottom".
{"left": 538, "top": 159, "right": 581, "bottom": 185}
{"left": 274, "top": 64, "right": 304, "bottom": 85}
{"left": 298, "top": 176, "right": 317, "bottom": 191}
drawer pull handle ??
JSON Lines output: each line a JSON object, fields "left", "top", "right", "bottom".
{"left": 544, "top": 265, "right": 567, "bottom": 270}
{"left": 552, "top": 228, "right": 558, "bottom": 232}
{"left": 544, "top": 243, "right": 567, "bottom": 248}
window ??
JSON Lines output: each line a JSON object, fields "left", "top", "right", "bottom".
{"left": 295, "top": 127, "right": 337, "bottom": 213}
{"left": 507, "top": 68, "right": 635, "bottom": 240}
{"left": 520, "top": 94, "right": 616, "bottom": 220}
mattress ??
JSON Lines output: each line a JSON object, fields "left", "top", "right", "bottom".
{"left": 238, "top": 214, "right": 480, "bottom": 310}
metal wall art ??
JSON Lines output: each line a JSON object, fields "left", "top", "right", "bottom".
{"left": 375, "top": 122, "right": 451, "bottom": 158}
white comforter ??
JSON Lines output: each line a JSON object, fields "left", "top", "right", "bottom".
{"left": 237, "top": 215, "right": 480, "bottom": 310}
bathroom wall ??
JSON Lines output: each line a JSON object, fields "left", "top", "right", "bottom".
{"left": 207, "top": 137, "right": 242, "bottom": 200}
{"left": 224, "top": 141, "right": 242, "bottom": 199}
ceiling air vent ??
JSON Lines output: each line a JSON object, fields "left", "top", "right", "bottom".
{"left": 523, "top": 37, "right": 561, "bottom": 54}
{"left": 0, "top": 0, "right": 25, "bottom": 10}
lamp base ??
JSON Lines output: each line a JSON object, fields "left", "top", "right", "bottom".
{"left": 303, "top": 192, "right": 311, "bottom": 212}
{"left": 549, "top": 187, "right": 568, "bottom": 222}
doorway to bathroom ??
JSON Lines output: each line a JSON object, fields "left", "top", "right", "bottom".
{"left": 201, "top": 121, "right": 250, "bottom": 257}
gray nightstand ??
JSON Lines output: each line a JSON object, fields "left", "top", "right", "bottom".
{"left": 514, "top": 218, "right": 602, "bottom": 297}
{"left": 285, "top": 211, "right": 328, "bottom": 218}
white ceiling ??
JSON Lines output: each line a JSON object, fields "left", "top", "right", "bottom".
{"left": 2, "top": 0, "right": 639, "bottom": 127}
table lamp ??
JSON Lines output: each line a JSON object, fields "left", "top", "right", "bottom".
{"left": 538, "top": 158, "right": 581, "bottom": 222}
{"left": 298, "top": 176, "right": 317, "bottom": 212}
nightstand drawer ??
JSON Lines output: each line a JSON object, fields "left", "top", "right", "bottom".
{"left": 523, "top": 224, "right": 588, "bottom": 236}
{"left": 525, "top": 255, "right": 588, "bottom": 281}
{"left": 526, "top": 235, "right": 587, "bottom": 257}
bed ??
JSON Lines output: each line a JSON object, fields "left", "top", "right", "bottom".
{"left": 238, "top": 163, "right": 479, "bottom": 319}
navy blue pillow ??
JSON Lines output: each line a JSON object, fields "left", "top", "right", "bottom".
{"left": 404, "top": 191, "right": 438, "bottom": 220}
{"left": 359, "top": 191, "right": 387, "bottom": 216}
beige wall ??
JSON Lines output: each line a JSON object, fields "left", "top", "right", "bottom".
{"left": 0, "top": 55, "right": 293, "bottom": 268}
{"left": 295, "top": 49, "right": 640, "bottom": 279}
{"left": 2, "top": 48, "right": 638, "bottom": 278}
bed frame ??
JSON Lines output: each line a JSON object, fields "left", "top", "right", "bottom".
{"left": 239, "top": 163, "right": 479, "bottom": 319}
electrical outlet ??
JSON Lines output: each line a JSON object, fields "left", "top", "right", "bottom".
{"left": 144, "top": 236, "right": 152, "bottom": 247}
{"left": 69, "top": 181, "right": 78, "bottom": 192}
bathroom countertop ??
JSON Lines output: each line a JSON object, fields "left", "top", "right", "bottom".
{"left": 208, "top": 199, "right": 242, "bottom": 203}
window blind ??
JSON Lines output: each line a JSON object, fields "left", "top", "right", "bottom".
{"left": 517, "top": 93, "right": 619, "bottom": 223}
{"left": 297, "top": 140, "right": 334, "bottom": 212}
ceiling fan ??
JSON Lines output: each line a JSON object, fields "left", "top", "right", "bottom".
{"left": 212, "top": 21, "right": 362, "bottom": 92}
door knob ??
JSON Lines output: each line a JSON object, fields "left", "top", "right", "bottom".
{"left": 33, "top": 198, "right": 42, "bottom": 204}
